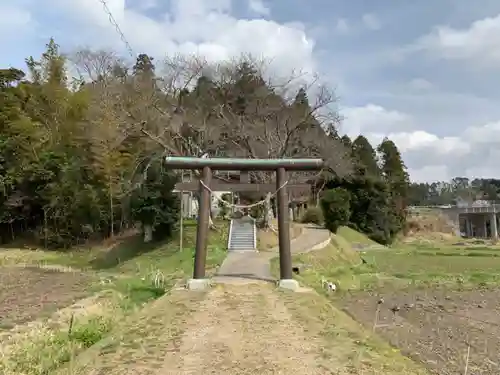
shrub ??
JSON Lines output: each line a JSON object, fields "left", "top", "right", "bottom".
{"left": 217, "top": 193, "right": 231, "bottom": 219}
{"left": 300, "top": 206, "right": 323, "bottom": 225}
{"left": 320, "top": 188, "right": 351, "bottom": 233}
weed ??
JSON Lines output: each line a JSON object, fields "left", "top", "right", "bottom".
{"left": 1, "top": 316, "right": 113, "bottom": 375}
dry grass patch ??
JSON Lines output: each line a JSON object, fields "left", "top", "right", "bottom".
{"left": 0, "top": 290, "right": 124, "bottom": 375}
{"left": 0, "top": 248, "right": 91, "bottom": 268}
{"left": 280, "top": 289, "right": 430, "bottom": 374}
{"left": 0, "top": 221, "right": 230, "bottom": 374}
{"left": 0, "top": 267, "right": 96, "bottom": 329}
{"left": 54, "top": 289, "right": 206, "bottom": 375}
{"left": 258, "top": 221, "right": 303, "bottom": 251}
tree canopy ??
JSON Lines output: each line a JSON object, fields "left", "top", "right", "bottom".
{"left": 0, "top": 39, "right": 413, "bottom": 247}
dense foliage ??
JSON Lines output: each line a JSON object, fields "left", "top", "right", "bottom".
{"left": 0, "top": 41, "right": 182, "bottom": 247}
{"left": 320, "top": 188, "right": 351, "bottom": 233}
{"left": 319, "top": 135, "right": 410, "bottom": 245}
{"left": 409, "top": 178, "right": 500, "bottom": 206}
{"left": 0, "top": 39, "right": 355, "bottom": 248}
{"left": 299, "top": 206, "right": 323, "bottom": 225}
{"left": 1, "top": 39, "right": 412, "bottom": 248}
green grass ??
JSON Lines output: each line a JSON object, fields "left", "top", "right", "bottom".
{"left": 0, "top": 220, "right": 229, "bottom": 375}
{"left": 271, "top": 229, "right": 383, "bottom": 291}
{"left": 4, "top": 316, "right": 113, "bottom": 375}
{"left": 274, "top": 230, "right": 430, "bottom": 374}
{"left": 0, "top": 220, "right": 228, "bottom": 277}
{"left": 362, "top": 242, "right": 500, "bottom": 288}
{"left": 337, "top": 226, "right": 379, "bottom": 246}
{"left": 278, "top": 227, "right": 500, "bottom": 294}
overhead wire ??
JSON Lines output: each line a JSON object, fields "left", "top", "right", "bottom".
{"left": 94, "top": 0, "right": 327, "bottom": 198}
{"left": 96, "top": 0, "right": 207, "bottom": 158}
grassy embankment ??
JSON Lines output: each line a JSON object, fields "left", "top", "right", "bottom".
{"left": 0, "top": 220, "right": 228, "bottom": 375}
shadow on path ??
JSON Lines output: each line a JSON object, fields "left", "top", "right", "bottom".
{"left": 214, "top": 273, "right": 275, "bottom": 283}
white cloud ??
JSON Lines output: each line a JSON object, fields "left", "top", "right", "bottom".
{"left": 341, "top": 104, "right": 412, "bottom": 137}
{"left": 362, "top": 13, "right": 381, "bottom": 31}
{"left": 411, "top": 166, "right": 451, "bottom": 183}
{"left": 409, "top": 78, "right": 433, "bottom": 91}
{"left": 462, "top": 121, "right": 500, "bottom": 143}
{"left": 34, "top": 0, "right": 316, "bottom": 80}
{"left": 335, "top": 18, "right": 350, "bottom": 34}
{"left": 414, "top": 13, "right": 500, "bottom": 65}
{"left": 340, "top": 104, "right": 500, "bottom": 182}
{"left": 127, "top": 0, "right": 158, "bottom": 11}
{"left": 248, "top": 0, "right": 270, "bottom": 16}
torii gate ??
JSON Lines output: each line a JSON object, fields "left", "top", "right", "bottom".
{"left": 164, "top": 156, "right": 324, "bottom": 288}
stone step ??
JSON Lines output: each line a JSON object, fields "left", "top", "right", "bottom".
{"left": 229, "top": 218, "right": 256, "bottom": 250}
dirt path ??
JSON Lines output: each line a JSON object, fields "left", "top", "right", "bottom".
{"left": 156, "top": 284, "right": 329, "bottom": 375}
{"left": 61, "top": 227, "right": 335, "bottom": 374}
{"left": 155, "top": 227, "right": 333, "bottom": 374}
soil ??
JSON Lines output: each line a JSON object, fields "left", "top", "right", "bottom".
{"left": 157, "top": 284, "right": 330, "bottom": 375}
{"left": 0, "top": 266, "right": 93, "bottom": 328}
{"left": 340, "top": 288, "right": 500, "bottom": 375}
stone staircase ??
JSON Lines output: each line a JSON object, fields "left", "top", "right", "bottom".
{"left": 228, "top": 216, "right": 256, "bottom": 251}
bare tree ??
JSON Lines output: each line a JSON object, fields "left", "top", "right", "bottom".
{"left": 200, "top": 57, "right": 352, "bottom": 226}
{"left": 71, "top": 51, "right": 352, "bottom": 231}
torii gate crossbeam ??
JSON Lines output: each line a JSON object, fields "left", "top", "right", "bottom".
{"left": 164, "top": 156, "right": 325, "bottom": 286}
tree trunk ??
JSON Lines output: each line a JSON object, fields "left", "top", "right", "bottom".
{"left": 315, "top": 180, "right": 326, "bottom": 205}
{"left": 262, "top": 192, "right": 273, "bottom": 229}
{"left": 43, "top": 208, "right": 49, "bottom": 248}
{"left": 108, "top": 176, "right": 114, "bottom": 237}
{"left": 143, "top": 223, "right": 153, "bottom": 243}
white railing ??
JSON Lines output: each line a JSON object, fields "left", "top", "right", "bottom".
{"left": 227, "top": 219, "right": 234, "bottom": 250}
{"left": 248, "top": 215, "right": 257, "bottom": 250}
{"left": 253, "top": 221, "right": 257, "bottom": 250}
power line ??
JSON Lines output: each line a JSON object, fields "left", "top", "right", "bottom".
{"left": 95, "top": 0, "right": 212, "bottom": 160}
{"left": 96, "top": 0, "right": 135, "bottom": 58}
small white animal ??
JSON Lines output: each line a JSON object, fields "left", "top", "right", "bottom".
{"left": 321, "top": 277, "right": 337, "bottom": 292}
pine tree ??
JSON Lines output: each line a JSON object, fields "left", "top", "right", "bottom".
{"left": 340, "top": 134, "right": 352, "bottom": 148}
{"left": 133, "top": 54, "right": 155, "bottom": 78}
{"left": 378, "top": 137, "right": 409, "bottom": 194}
{"left": 351, "top": 135, "right": 380, "bottom": 178}
{"left": 378, "top": 137, "right": 410, "bottom": 234}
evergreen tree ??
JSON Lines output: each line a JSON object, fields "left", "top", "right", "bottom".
{"left": 130, "top": 160, "right": 179, "bottom": 242}
{"left": 378, "top": 137, "right": 410, "bottom": 199}
{"left": 378, "top": 138, "right": 410, "bottom": 234}
{"left": 133, "top": 54, "right": 155, "bottom": 78}
{"left": 351, "top": 135, "right": 380, "bottom": 178}
{"left": 0, "top": 41, "right": 181, "bottom": 247}
{"left": 340, "top": 134, "right": 352, "bottom": 148}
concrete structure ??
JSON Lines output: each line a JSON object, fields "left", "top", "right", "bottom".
{"left": 434, "top": 203, "right": 499, "bottom": 239}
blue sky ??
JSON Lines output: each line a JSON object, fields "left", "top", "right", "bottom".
{"left": 2, "top": 0, "right": 500, "bottom": 182}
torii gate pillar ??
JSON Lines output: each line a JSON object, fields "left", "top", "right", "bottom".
{"left": 165, "top": 157, "right": 324, "bottom": 288}
{"left": 276, "top": 167, "right": 292, "bottom": 280}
